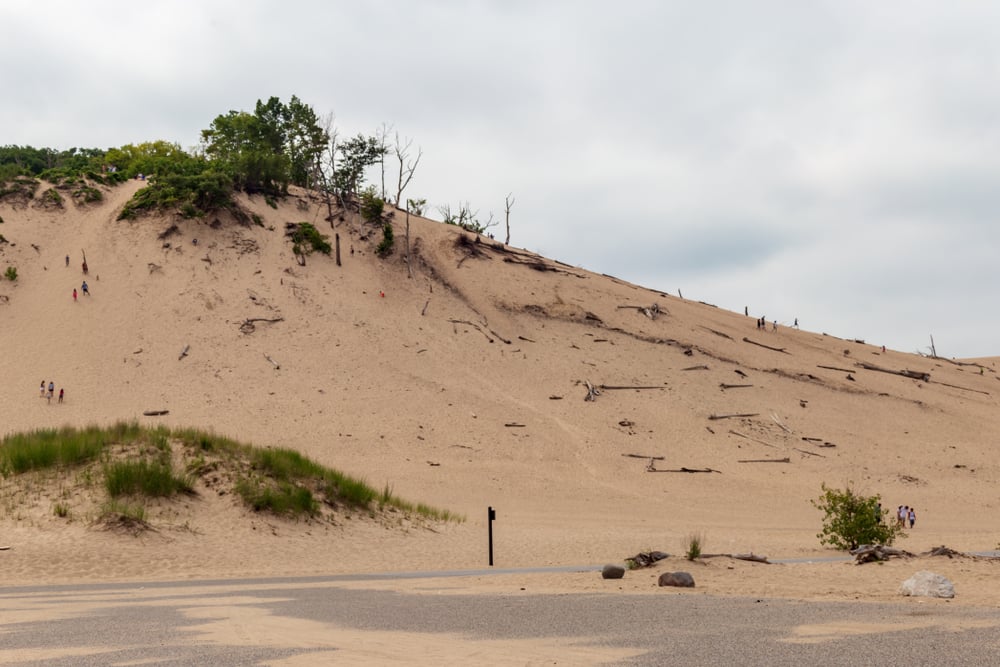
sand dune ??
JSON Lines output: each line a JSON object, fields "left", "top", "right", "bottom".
{"left": 1, "top": 179, "right": 998, "bottom": 604}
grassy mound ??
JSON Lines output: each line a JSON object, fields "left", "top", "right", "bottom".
{"left": 0, "top": 422, "right": 461, "bottom": 529}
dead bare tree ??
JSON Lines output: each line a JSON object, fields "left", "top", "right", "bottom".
{"left": 394, "top": 132, "right": 423, "bottom": 208}
{"left": 504, "top": 192, "right": 514, "bottom": 245}
{"left": 405, "top": 198, "right": 426, "bottom": 279}
{"left": 376, "top": 122, "right": 393, "bottom": 200}
{"left": 315, "top": 113, "right": 340, "bottom": 228}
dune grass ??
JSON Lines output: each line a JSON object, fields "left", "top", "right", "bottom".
{"left": 1, "top": 422, "right": 462, "bottom": 522}
{"left": 104, "top": 459, "right": 193, "bottom": 498}
{"left": 0, "top": 423, "right": 141, "bottom": 475}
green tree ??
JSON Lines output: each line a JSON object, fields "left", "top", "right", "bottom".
{"left": 333, "top": 134, "right": 384, "bottom": 198}
{"left": 201, "top": 96, "right": 328, "bottom": 196}
{"left": 201, "top": 109, "right": 289, "bottom": 195}
{"left": 812, "top": 483, "right": 902, "bottom": 550}
{"left": 285, "top": 96, "right": 328, "bottom": 189}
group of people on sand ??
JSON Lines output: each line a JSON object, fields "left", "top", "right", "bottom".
{"left": 897, "top": 505, "right": 917, "bottom": 529}
{"left": 39, "top": 380, "right": 64, "bottom": 404}
{"left": 72, "top": 280, "right": 90, "bottom": 301}
{"left": 746, "top": 307, "right": 798, "bottom": 332}
{"left": 67, "top": 253, "right": 92, "bottom": 301}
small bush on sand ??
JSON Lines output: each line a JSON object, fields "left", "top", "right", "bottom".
{"left": 4, "top": 266, "right": 16, "bottom": 281}
{"left": 813, "top": 483, "right": 903, "bottom": 550}
{"left": 684, "top": 532, "right": 705, "bottom": 560}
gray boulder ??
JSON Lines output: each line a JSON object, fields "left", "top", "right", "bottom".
{"left": 602, "top": 564, "right": 626, "bottom": 579}
{"left": 900, "top": 571, "right": 955, "bottom": 599}
{"left": 658, "top": 571, "right": 695, "bottom": 587}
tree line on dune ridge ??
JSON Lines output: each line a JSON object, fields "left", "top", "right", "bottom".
{"left": 0, "top": 96, "right": 514, "bottom": 251}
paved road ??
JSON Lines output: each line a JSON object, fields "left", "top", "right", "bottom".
{"left": 2, "top": 569, "right": 999, "bottom": 665}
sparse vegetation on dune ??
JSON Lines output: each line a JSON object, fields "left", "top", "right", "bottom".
{"left": 0, "top": 423, "right": 462, "bottom": 529}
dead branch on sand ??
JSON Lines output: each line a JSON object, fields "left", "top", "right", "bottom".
{"left": 239, "top": 317, "right": 284, "bottom": 334}
{"left": 709, "top": 413, "right": 759, "bottom": 420}
{"left": 742, "top": 337, "right": 789, "bottom": 354}
{"left": 856, "top": 361, "right": 930, "bottom": 382}
{"left": 699, "top": 553, "right": 770, "bottom": 563}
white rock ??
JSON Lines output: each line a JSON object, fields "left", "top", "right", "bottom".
{"left": 899, "top": 570, "right": 955, "bottom": 599}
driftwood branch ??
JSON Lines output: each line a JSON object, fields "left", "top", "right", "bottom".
{"left": 584, "top": 380, "right": 601, "bottom": 402}
{"left": 699, "top": 553, "right": 770, "bottom": 563}
{"left": 142, "top": 410, "right": 169, "bottom": 416}
{"left": 770, "top": 413, "right": 791, "bottom": 433}
{"left": 647, "top": 465, "right": 721, "bottom": 473}
{"left": 264, "top": 353, "right": 280, "bottom": 370}
{"left": 719, "top": 383, "right": 753, "bottom": 390}
{"left": 504, "top": 422, "right": 526, "bottom": 428}
{"left": 448, "top": 319, "right": 494, "bottom": 343}
{"left": 737, "top": 457, "right": 790, "bottom": 463}
{"left": 239, "top": 317, "right": 284, "bottom": 334}
{"left": 622, "top": 453, "right": 666, "bottom": 460}
{"left": 728, "top": 430, "right": 777, "bottom": 448}
{"left": 178, "top": 344, "right": 189, "bottom": 361}
{"left": 850, "top": 544, "right": 915, "bottom": 564}
{"left": 817, "top": 365, "right": 856, "bottom": 373}
{"left": 742, "top": 337, "right": 789, "bottom": 354}
{"left": 856, "top": 361, "right": 930, "bottom": 382}
{"left": 931, "top": 380, "right": 990, "bottom": 396}
{"left": 421, "top": 299, "right": 430, "bottom": 316}
{"left": 682, "top": 365, "right": 709, "bottom": 371}
{"left": 617, "top": 303, "right": 665, "bottom": 320}
{"left": 600, "top": 385, "right": 665, "bottom": 390}
{"left": 709, "top": 413, "right": 759, "bottom": 420}
{"left": 793, "top": 447, "right": 825, "bottom": 458}
{"left": 699, "top": 326, "right": 733, "bottom": 340}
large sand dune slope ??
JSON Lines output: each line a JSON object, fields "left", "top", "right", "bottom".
{"left": 0, "top": 180, "right": 998, "bottom": 586}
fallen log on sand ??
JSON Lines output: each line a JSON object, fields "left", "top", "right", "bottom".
{"left": 850, "top": 544, "right": 915, "bottom": 563}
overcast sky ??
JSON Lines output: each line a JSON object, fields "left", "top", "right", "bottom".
{"left": 4, "top": 1, "right": 999, "bottom": 357}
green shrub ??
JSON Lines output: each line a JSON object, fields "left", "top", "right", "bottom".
{"left": 376, "top": 222, "right": 394, "bottom": 257}
{"left": 72, "top": 185, "right": 103, "bottom": 204}
{"left": 291, "top": 222, "right": 331, "bottom": 255}
{"left": 118, "top": 171, "right": 235, "bottom": 221}
{"left": 40, "top": 188, "right": 64, "bottom": 207}
{"left": 360, "top": 188, "right": 385, "bottom": 225}
{"left": 684, "top": 532, "right": 704, "bottom": 560}
{"left": 251, "top": 213, "right": 263, "bottom": 227}
{"left": 812, "top": 483, "right": 902, "bottom": 550}
{"left": 53, "top": 503, "right": 69, "bottom": 518}
{"left": 4, "top": 266, "right": 16, "bottom": 281}
{"left": 0, "top": 177, "right": 39, "bottom": 201}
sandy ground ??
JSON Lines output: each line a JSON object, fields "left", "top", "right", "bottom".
{"left": 1, "top": 177, "right": 999, "bottom": 658}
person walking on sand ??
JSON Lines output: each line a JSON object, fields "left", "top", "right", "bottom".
{"left": 65, "top": 254, "right": 69, "bottom": 267}
{"left": 81, "top": 280, "right": 89, "bottom": 296}
{"left": 58, "top": 388, "right": 64, "bottom": 403}
{"left": 897, "top": 506, "right": 905, "bottom": 527}
{"left": 908, "top": 507, "right": 916, "bottom": 528}
{"left": 40, "top": 380, "right": 46, "bottom": 398}
{"left": 47, "top": 381, "right": 54, "bottom": 403}
{"left": 73, "top": 288, "right": 77, "bottom": 302}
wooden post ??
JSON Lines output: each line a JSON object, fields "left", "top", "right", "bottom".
{"left": 335, "top": 233, "right": 341, "bottom": 267}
